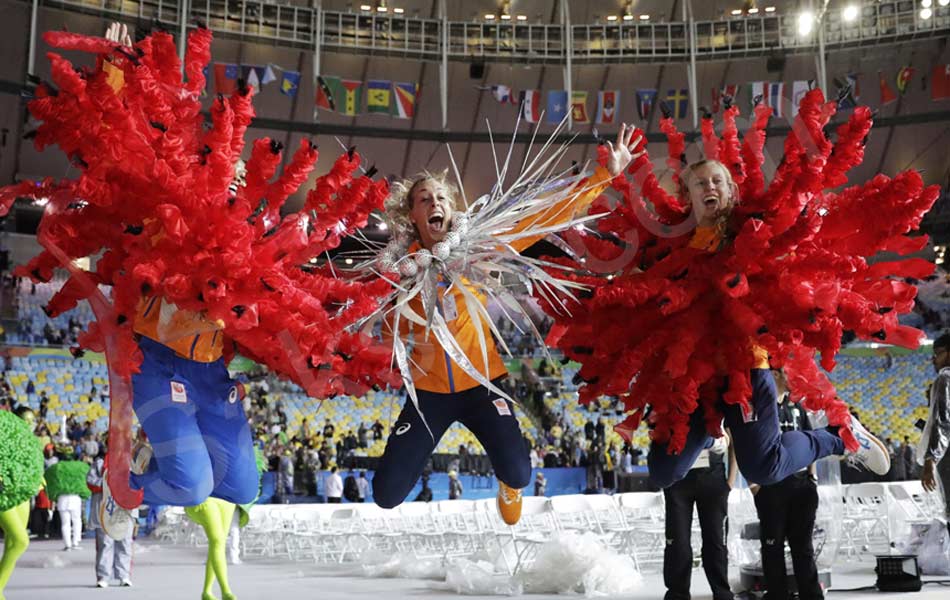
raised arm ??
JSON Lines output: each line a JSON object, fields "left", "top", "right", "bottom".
{"left": 508, "top": 124, "right": 644, "bottom": 253}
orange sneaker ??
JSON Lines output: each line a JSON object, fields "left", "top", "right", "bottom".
{"left": 496, "top": 480, "right": 523, "bottom": 526}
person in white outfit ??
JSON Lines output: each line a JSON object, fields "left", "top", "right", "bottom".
{"left": 325, "top": 467, "right": 343, "bottom": 503}
{"left": 57, "top": 492, "right": 83, "bottom": 551}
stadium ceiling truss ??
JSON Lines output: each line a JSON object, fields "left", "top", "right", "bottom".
{"left": 26, "top": 0, "right": 950, "bottom": 65}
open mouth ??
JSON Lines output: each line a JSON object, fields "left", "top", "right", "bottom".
{"left": 703, "top": 195, "right": 719, "bottom": 207}
{"left": 427, "top": 213, "right": 445, "bottom": 233}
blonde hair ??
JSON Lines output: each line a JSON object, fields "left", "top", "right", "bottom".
{"left": 677, "top": 159, "right": 737, "bottom": 203}
{"left": 383, "top": 169, "right": 461, "bottom": 241}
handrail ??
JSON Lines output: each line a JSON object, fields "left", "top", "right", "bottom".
{"left": 30, "top": 0, "right": 950, "bottom": 64}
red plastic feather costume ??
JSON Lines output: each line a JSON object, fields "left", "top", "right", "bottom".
{"left": 545, "top": 90, "right": 939, "bottom": 454}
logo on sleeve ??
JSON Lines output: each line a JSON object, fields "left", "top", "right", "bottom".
{"left": 170, "top": 381, "right": 188, "bottom": 404}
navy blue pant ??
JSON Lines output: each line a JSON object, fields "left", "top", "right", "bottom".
{"left": 649, "top": 369, "right": 845, "bottom": 488}
{"left": 130, "top": 337, "right": 258, "bottom": 506}
{"left": 372, "top": 380, "right": 531, "bottom": 509}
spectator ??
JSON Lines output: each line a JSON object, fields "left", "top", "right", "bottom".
{"left": 448, "top": 471, "right": 463, "bottom": 500}
{"left": 534, "top": 471, "right": 547, "bottom": 496}
{"left": 371, "top": 419, "right": 384, "bottom": 441}
{"left": 325, "top": 467, "right": 343, "bottom": 503}
{"left": 356, "top": 471, "right": 370, "bottom": 503}
{"left": 414, "top": 474, "right": 433, "bottom": 502}
{"left": 277, "top": 448, "right": 295, "bottom": 503}
{"left": 901, "top": 435, "right": 917, "bottom": 480}
{"left": 88, "top": 453, "right": 134, "bottom": 587}
{"left": 323, "top": 419, "right": 335, "bottom": 439}
{"left": 584, "top": 419, "right": 595, "bottom": 441}
{"left": 357, "top": 422, "right": 368, "bottom": 448}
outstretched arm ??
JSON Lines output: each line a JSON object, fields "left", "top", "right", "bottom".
{"left": 508, "top": 124, "right": 644, "bottom": 253}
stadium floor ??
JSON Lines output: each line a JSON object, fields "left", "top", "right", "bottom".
{"left": 9, "top": 538, "right": 949, "bottom": 600}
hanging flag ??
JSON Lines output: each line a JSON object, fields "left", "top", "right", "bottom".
{"left": 570, "top": 90, "right": 589, "bottom": 123}
{"left": 491, "top": 84, "right": 513, "bottom": 103}
{"left": 834, "top": 74, "right": 859, "bottom": 110}
{"left": 750, "top": 82, "right": 785, "bottom": 118}
{"left": 878, "top": 71, "right": 897, "bottom": 106}
{"left": 635, "top": 89, "right": 657, "bottom": 120}
{"left": 200, "top": 65, "right": 209, "bottom": 97}
{"left": 665, "top": 89, "right": 689, "bottom": 119}
{"left": 315, "top": 75, "right": 340, "bottom": 111}
{"left": 791, "top": 80, "right": 815, "bottom": 117}
{"left": 280, "top": 70, "right": 301, "bottom": 97}
{"left": 896, "top": 66, "right": 915, "bottom": 95}
{"left": 392, "top": 82, "right": 418, "bottom": 119}
{"left": 213, "top": 63, "right": 239, "bottom": 95}
{"left": 262, "top": 65, "right": 277, "bottom": 85}
{"left": 595, "top": 90, "right": 619, "bottom": 125}
{"left": 931, "top": 64, "right": 950, "bottom": 101}
{"left": 519, "top": 89, "right": 541, "bottom": 123}
{"left": 244, "top": 66, "right": 261, "bottom": 90}
{"left": 546, "top": 90, "right": 569, "bottom": 124}
{"left": 367, "top": 80, "right": 392, "bottom": 115}
{"left": 338, "top": 79, "right": 363, "bottom": 116}
{"left": 710, "top": 85, "right": 738, "bottom": 114}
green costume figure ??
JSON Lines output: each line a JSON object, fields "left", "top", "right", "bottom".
{"left": 184, "top": 446, "right": 264, "bottom": 600}
{"left": 186, "top": 498, "right": 239, "bottom": 600}
{"left": 0, "top": 408, "right": 44, "bottom": 600}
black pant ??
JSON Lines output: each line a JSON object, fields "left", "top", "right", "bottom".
{"left": 663, "top": 463, "right": 733, "bottom": 600}
{"left": 753, "top": 472, "right": 822, "bottom": 600}
{"left": 372, "top": 378, "right": 531, "bottom": 509}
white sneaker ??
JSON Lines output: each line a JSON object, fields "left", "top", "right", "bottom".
{"left": 96, "top": 580, "right": 109, "bottom": 588}
{"left": 130, "top": 441, "right": 153, "bottom": 476}
{"left": 99, "top": 469, "right": 133, "bottom": 540}
{"left": 845, "top": 416, "right": 891, "bottom": 475}
{"left": 120, "top": 579, "right": 133, "bottom": 587}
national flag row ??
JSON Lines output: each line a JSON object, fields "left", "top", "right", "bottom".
{"left": 488, "top": 64, "right": 950, "bottom": 124}
{"left": 316, "top": 77, "right": 420, "bottom": 119}
{"left": 212, "top": 65, "right": 420, "bottom": 117}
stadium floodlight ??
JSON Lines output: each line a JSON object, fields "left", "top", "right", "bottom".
{"left": 920, "top": 7, "right": 933, "bottom": 18}
{"left": 843, "top": 5, "right": 859, "bottom": 21}
{"left": 921, "top": 0, "right": 932, "bottom": 8}
{"left": 798, "top": 11, "right": 815, "bottom": 36}
{"left": 939, "top": 0, "right": 950, "bottom": 8}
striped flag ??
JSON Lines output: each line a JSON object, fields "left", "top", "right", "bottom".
{"left": 711, "top": 84, "right": 738, "bottom": 113}
{"left": 571, "top": 90, "right": 589, "bottom": 123}
{"left": 519, "top": 90, "right": 541, "bottom": 123}
{"left": 595, "top": 90, "right": 619, "bottom": 125}
{"left": 315, "top": 75, "right": 340, "bottom": 111}
{"left": 367, "top": 80, "right": 392, "bottom": 115}
{"left": 750, "top": 81, "right": 785, "bottom": 118}
{"left": 392, "top": 82, "right": 418, "bottom": 119}
{"left": 338, "top": 80, "right": 363, "bottom": 116}
{"left": 897, "top": 66, "right": 915, "bottom": 95}
{"left": 635, "top": 89, "right": 657, "bottom": 120}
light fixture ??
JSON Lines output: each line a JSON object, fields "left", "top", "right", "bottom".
{"left": 920, "top": 7, "right": 933, "bottom": 18}
{"left": 622, "top": 14, "right": 634, "bottom": 21}
{"left": 639, "top": 14, "right": 650, "bottom": 20}
{"left": 377, "top": 221, "right": 388, "bottom": 231}
{"left": 516, "top": 14, "right": 527, "bottom": 21}
{"left": 484, "top": 14, "right": 495, "bottom": 20}
{"left": 748, "top": 7, "right": 759, "bottom": 14}
{"left": 376, "top": 5, "right": 387, "bottom": 12}
{"left": 798, "top": 11, "right": 814, "bottom": 36}
{"left": 393, "top": 7, "right": 404, "bottom": 14}
{"left": 939, "top": 0, "right": 950, "bottom": 7}
{"left": 922, "top": 0, "right": 933, "bottom": 7}
{"left": 843, "top": 5, "right": 859, "bottom": 21}
{"left": 500, "top": 14, "right": 512, "bottom": 20}
{"left": 607, "top": 15, "right": 619, "bottom": 21}
{"left": 731, "top": 9, "right": 743, "bottom": 16}
{"left": 360, "top": 4, "right": 371, "bottom": 11}
{"left": 344, "top": 258, "right": 354, "bottom": 265}
{"left": 764, "top": 6, "right": 776, "bottom": 12}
